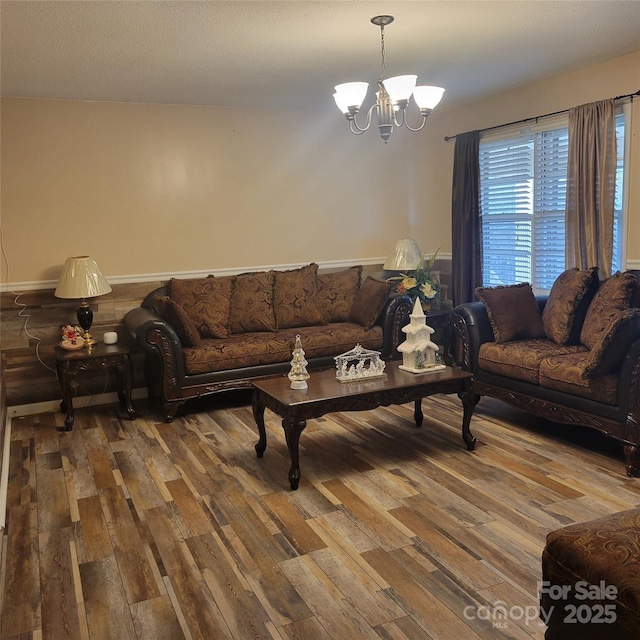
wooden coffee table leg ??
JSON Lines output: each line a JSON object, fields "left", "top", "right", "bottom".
{"left": 253, "top": 391, "right": 267, "bottom": 458}
{"left": 282, "top": 409, "right": 307, "bottom": 490}
{"left": 413, "top": 399, "right": 423, "bottom": 427}
{"left": 459, "top": 385, "right": 477, "bottom": 450}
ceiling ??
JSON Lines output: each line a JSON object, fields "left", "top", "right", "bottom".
{"left": 2, "top": 1, "right": 640, "bottom": 112}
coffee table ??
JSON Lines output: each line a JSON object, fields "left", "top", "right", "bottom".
{"left": 252, "top": 362, "right": 475, "bottom": 490}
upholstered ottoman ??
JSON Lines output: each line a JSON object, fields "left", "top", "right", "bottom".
{"left": 540, "top": 508, "right": 640, "bottom": 639}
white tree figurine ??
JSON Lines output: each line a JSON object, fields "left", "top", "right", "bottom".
{"left": 398, "top": 298, "right": 446, "bottom": 373}
{"left": 288, "top": 335, "right": 310, "bottom": 389}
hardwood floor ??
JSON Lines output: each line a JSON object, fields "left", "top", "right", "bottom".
{"left": 2, "top": 390, "right": 639, "bottom": 639}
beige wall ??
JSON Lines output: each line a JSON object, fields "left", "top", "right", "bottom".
{"left": 1, "top": 50, "right": 639, "bottom": 287}
{"left": 412, "top": 50, "right": 640, "bottom": 265}
{"left": 1, "top": 97, "right": 426, "bottom": 285}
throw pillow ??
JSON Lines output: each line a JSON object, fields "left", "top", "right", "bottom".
{"left": 229, "top": 270, "right": 277, "bottom": 333}
{"left": 154, "top": 296, "right": 202, "bottom": 348}
{"left": 580, "top": 271, "right": 640, "bottom": 350}
{"left": 169, "top": 276, "right": 235, "bottom": 339}
{"left": 542, "top": 267, "right": 599, "bottom": 345}
{"left": 475, "top": 283, "right": 545, "bottom": 343}
{"left": 315, "top": 265, "right": 363, "bottom": 323}
{"left": 273, "top": 263, "right": 323, "bottom": 329}
{"left": 348, "top": 277, "right": 393, "bottom": 330}
{"left": 582, "top": 308, "right": 640, "bottom": 378}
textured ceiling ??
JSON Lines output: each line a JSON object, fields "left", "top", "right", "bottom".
{"left": 2, "top": 1, "right": 639, "bottom": 111}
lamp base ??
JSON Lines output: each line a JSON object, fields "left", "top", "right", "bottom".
{"left": 82, "top": 332, "right": 97, "bottom": 346}
{"left": 77, "top": 300, "right": 95, "bottom": 347}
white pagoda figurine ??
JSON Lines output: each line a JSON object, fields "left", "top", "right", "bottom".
{"left": 398, "top": 298, "right": 446, "bottom": 373}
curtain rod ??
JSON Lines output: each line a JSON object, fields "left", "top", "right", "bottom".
{"left": 443, "top": 89, "right": 640, "bottom": 141}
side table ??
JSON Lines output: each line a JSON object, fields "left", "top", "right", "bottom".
{"left": 423, "top": 307, "right": 455, "bottom": 366}
{"left": 55, "top": 342, "right": 137, "bottom": 431}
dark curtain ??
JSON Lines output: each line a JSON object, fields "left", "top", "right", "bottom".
{"left": 451, "top": 130, "right": 481, "bottom": 306}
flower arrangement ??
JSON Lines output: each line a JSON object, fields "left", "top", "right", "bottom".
{"left": 395, "top": 248, "right": 440, "bottom": 305}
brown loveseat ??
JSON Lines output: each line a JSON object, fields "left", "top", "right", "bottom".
{"left": 454, "top": 269, "right": 640, "bottom": 476}
{"left": 125, "top": 263, "right": 412, "bottom": 421}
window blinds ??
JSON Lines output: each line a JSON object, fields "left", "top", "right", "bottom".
{"left": 479, "top": 111, "right": 625, "bottom": 294}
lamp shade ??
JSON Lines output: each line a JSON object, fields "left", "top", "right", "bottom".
{"left": 54, "top": 256, "right": 112, "bottom": 300}
{"left": 383, "top": 239, "right": 422, "bottom": 271}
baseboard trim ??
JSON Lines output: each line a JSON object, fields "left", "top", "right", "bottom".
{"left": 0, "top": 414, "right": 11, "bottom": 531}
{"left": 8, "top": 387, "right": 149, "bottom": 418}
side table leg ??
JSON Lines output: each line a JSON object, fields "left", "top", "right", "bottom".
{"left": 119, "top": 355, "right": 136, "bottom": 420}
{"left": 282, "top": 410, "right": 306, "bottom": 490}
{"left": 459, "top": 384, "right": 477, "bottom": 451}
{"left": 56, "top": 361, "right": 74, "bottom": 431}
{"left": 253, "top": 392, "right": 267, "bottom": 458}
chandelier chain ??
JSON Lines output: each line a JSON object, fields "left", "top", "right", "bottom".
{"left": 379, "top": 25, "right": 386, "bottom": 82}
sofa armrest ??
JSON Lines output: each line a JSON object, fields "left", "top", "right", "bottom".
{"left": 378, "top": 294, "right": 413, "bottom": 360}
{"left": 617, "top": 337, "right": 640, "bottom": 414}
{"left": 453, "top": 301, "right": 495, "bottom": 373}
{"left": 123, "top": 306, "right": 187, "bottom": 382}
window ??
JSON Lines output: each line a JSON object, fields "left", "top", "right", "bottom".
{"left": 479, "top": 110, "right": 626, "bottom": 294}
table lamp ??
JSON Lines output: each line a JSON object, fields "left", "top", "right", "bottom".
{"left": 383, "top": 239, "right": 422, "bottom": 271}
{"left": 55, "top": 256, "right": 112, "bottom": 346}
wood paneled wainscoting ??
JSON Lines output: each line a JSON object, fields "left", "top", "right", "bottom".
{"left": 1, "top": 391, "right": 638, "bottom": 639}
{"left": 0, "top": 282, "right": 161, "bottom": 408}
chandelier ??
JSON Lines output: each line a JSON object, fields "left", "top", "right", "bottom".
{"left": 333, "top": 15, "right": 444, "bottom": 143}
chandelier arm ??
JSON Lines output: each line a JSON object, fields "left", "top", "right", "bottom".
{"left": 403, "top": 113, "right": 430, "bottom": 132}
{"left": 392, "top": 109, "right": 406, "bottom": 128}
{"left": 349, "top": 105, "right": 376, "bottom": 133}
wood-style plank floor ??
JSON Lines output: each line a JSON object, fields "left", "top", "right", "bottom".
{"left": 2, "top": 389, "right": 639, "bottom": 639}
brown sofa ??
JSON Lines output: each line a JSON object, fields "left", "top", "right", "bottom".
{"left": 541, "top": 507, "right": 640, "bottom": 639}
{"left": 125, "top": 263, "right": 413, "bottom": 421}
{"left": 454, "top": 269, "right": 640, "bottom": 476}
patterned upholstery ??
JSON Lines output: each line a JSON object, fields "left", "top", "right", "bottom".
{"left": 316, "top": 266, "right": 362, "bottom": 323}
{"left": 539, "top": 351, "right": 618, "bottom": 405}
{"left": 154, "top": 296, "right": 202, "bottom": 348}
{"left": 582, "top": 309, "right": 640, "bottom": 378}
{"left": 159, "top": 265, "right": 392, "bottom": 375}
{"left": 169, "top": 276, "right": 235, "bottom": 339}
{"left": 184, "top": 323, "right": 383, "bottom": 374}
{"left": 542, "top": 267, "right": 599, "bottom": 345}
{"left": 273, "top": 263, "right": 323, "bottom": 329}
{"left": 475, "top": 283, "right": 546, "bottom": 342}
{"left": 541, "top": 508, "right": 640, "bottom": 639}
{"left": 229, "top": 270, "right": 277, "bottom": 333}
{"left": 349, "top": 277, "right": 393, "bottom": 330}
{"left": 478, "top": 340, "right": 586, "bottom": 384}
{"left": 580, "top": 272, "right": 640, "bottom": 350}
